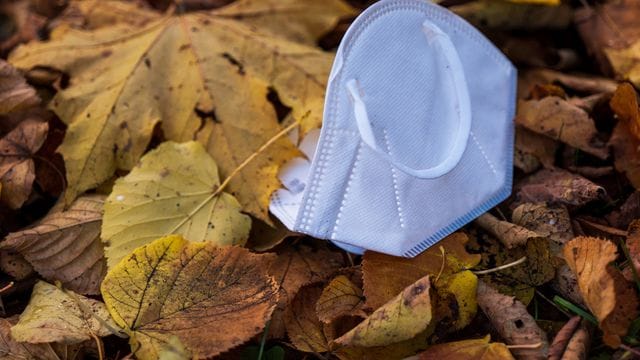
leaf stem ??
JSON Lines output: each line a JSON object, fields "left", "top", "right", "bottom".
{"left": 472, "top": 256, "right": 527, "bottom": 275}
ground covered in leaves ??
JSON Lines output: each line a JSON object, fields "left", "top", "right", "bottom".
{"left": 0, "top": 0, "right": 640, "bottom": 359}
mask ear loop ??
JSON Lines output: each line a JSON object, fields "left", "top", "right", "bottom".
{"left": 346, "top": 19, "right": 472, "bottom": 179}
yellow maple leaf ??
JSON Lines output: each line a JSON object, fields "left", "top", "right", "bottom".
{"left": 416, "top": 335, "right": 515, "bottom": 360}
{"left": 102, "top": 141, "right": 251, "bottom": 268}
{"left": 101, "top": 235, "right": 278, "bottom": 359}
{"left": 9, "top": 0, "right": 354, "bottom": 222}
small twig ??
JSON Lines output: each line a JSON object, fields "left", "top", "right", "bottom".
{"left": 0, "top": 282, "right": 14, "bottom": 294}
{"left": 346, "top": 252, "right": 354, "bottom": 267}
{"left": 620, "top": 344, "right": 640, "bottom": 358}
{"left": 434, "top": 246, "right": 446, "bottom": 283}
{"left": 473, "top": 256, "right": 527, "bottom": 275}
{"left": 90, "top": 332, "right": 105, "bottom": 360}
{"left": 507, "top": 342, "right": 543, "bottom": 349}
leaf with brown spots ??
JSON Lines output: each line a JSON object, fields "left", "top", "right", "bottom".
{"left": 514, "top": 168, "right": 606, "bottom": 208}
{"left": 9, "top": 0, "right": 354, "bottom": 222}
{"left": 335, "top": 275, "right": 433, "bottom": 347}
{"left": 515, "top": 97, "right": 608, "bottom": 159}
{"left": 363, "top": 232, "right": 480, "bottom": 310}
{"left": 416, "top": 335, "right": 515, "bottom": 360}
{"left": 0, "top": 118, "right": 48, "bottom": 209}
{"left": 101, "top": 235, "right": 278, "bottom": 359}
{"left": 0, "top": 316, "right": 84, "bottom": 360}
{"left": 563, "top": 236, "right": 639, "bottom": 347}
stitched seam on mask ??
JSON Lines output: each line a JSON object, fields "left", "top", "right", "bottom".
{"left": 470, "top": 131, "right": 497, "bottom": 176}
{"left": 299, "top": 127, "right": 335, "bottom": 231}
{"left": 331, "top": 142, "right": 363, "bottom": 239}
{"left": 382, "top": 129, "right": 405, "bottom": 229}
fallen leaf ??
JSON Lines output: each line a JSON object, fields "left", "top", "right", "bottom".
{"left": 333, "top": 327, "right": 433, "bottom": 360}
{"left": 609, "top": 116, "right": 640, "bottom": 189}
{"left": 475, "top": 213, "right": 542, "bottom": 249}
{"left": 518, "top": 68, "right": 618, "bottom": 98}
{"left": 514, "top": 168, "right": 606, "bottom": 207}
{"left": 55, "top": 0, "right": 158, "bottom": 30}
{"left": 335, "top": 275, "right": 432, "bottom": 348}
{"left": 515, "top": 97, "right": 608, "bottom": 159}
{"left": 267, "top": 241, "right": 344, "bottom": 339}
{"left": 606, "top": 191, "right": 640, "bottom": 230}
{"left": 610, "top": 83, "right": 640, "bottom": 138}
{"left": 416, "top": 335, "right": 515, "bottom": 360}
{"left": 0, "top": 249, "right": 34, "bottom": 280}
{"left": 284, "top": 283, "right": 330, "bottom": 353}
{"left": 514, "top": 126, "right": 557, "bottom": 173}
{"left": 0, "top": 316, "right": 84, "bottom": 360}
{"left": 101, "top": 235, "right": 278, "bottom": 359}
{"left": 158, "top": 336, "right": 191, "bottom": 360}
{"left": 561, "top": 320, "right": 591, "bottom": 360}
{"left": 11, "top": 281, "right": 117, "bottom": 344}
{"left": 0, "top": 60, "right": 39, "bottom": 114}
{"left": 363, "top": 232, "right": 480, "bottom": 310}
{"left": 563, "top": 236, "right": 639, "bottom": 347}
{"left": 0, "top": 119, "right": 48, "bottom": 209}
{"left": 512, "top": 202, "right": 573, "bottom": 251}
{"left": 0, "top": 1, "right": 46, "bottom": 54}
{"left": 9, "top": 0, "right": 352, "bottom": 222}
{"left": 476, "top": 280, "right": 549, "bottom": 359}
{"left": 451, "top": 1, "right": 572, "bottom": 30}
{"left": 548, "top": 316, "right": 584, "bottom": 360}
{"left": 1, "top": 195, "right": 106, "bottom": 294}
{"left": 626, "top": 220, "right": 640, "bottom": 281}
{"left": 245, "top": 217, "right": 297, "bottom": 252}
{"left": 494, "top": 237, "right": 556, "bottom": 287}
{"left": 316, "top": 275, "right": 365, "bottom": 324}
{"left": 101, "top": 141, "right": 251, "bottom": 268}
{"left": 432, "top": 270, "right": 478, "bottom": 335}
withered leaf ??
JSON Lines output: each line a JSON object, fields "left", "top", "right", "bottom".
{"left": 610, "top": 83, "right": 640, "bottom": 139}
{"left": 316, "top": 275, "right": 365, "bottom": 324}
{"left": 363, "top": 232, "right": 480, "bottom": 310}
{"left": 475, "top": 213, "right": 542, "bottom": 249}
{"left": 514, "top": 168, "right": 606, "bottom": 207}
{"left": 416, "top": 335, "right": 515, "bottom": 360}
{"left": 101, "top": 235, "right": 278, "bottom": 359}
{"left": 563, "top": 236, "right": 640, "bottom": 347}
{"left": 512, "top": 202, "right": 573, "bottom": 251}
{"left": 514, "top": 126, "right": 557, "bottom": 173}
{"left": 0, "top": 119, "right": 48, "bottom": 209}
{"left": 547, "top": 316, "right": 591, "bottom": 360}
{"left": 515, "top": 97, "right": 608, "bottom": 159}
{"left": 0, "top": 60, "right": 39, "bottom": 114}
{"left": 476, "top": 280, "right": 549, "bottom": 359}
{"left": 284, "top": 283, "right": 330, "bottom": 353}
{"left": 0, "top": 316, "right": 83, "bottom": 360}
{"left": 626, "top": 220, "right": 640, "bottom": 281}
{"left": 335, "top": 275, "right": 433, "bottom": 348}
{"left": 452, "top": 1, "right": 572, "bottom": 30}
{"left": 518, "top": 68, "right": 618, "bottom": 97}
{"left": 11, "top": 281, "right": 117, "bottom": 344}
{"left": 609, "top": 116, "right": 640, "bottom": 189}
{"left": 1, "top": 195, "right": 106, "bottom": 295}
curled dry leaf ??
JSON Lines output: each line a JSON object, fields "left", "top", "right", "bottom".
{"left": 512, "top": 202, "right": 573, "bottom": 251}
{"left": 0, "top": 119, "right": 48, "bottom": 209}
{"left": 514, "top": 168, "right": 606, "bottom": 207}
{"left": 562, "top": 320, "right": 591, "bottom": 360}
{"left": 0, "top": 316, "right": 83, "bottom": 360}
{"left": 547, "top": 316, "right": 581, "bottom": 360}
{"left": 11, "top": 281, "right": 117, "bottom": 344}
{"left": 476, "top": 280, "right": 549, "bottom": 360}
{"left": 563, "top": 236, "right": 639, "bottom": 347}
{"left": 267, "top": 241, "right": 344, "bottom": 339}
{"left": 284, "top": 283, "right": 330, "bottom": 353}
{"left": 610, "top": 83, "right": 640, "bottom": 139}
{"left": 9, "top": 0, "right": 353, "bottom": 221}
{"left": 625, "top": 220, "right": 640, "bottom": 281}
{"left": 102, "top": 141, "right": 251, "bottom": 268}
{"left": 416, "top": 335, "right": 515, "bottom": 360}
{"left": 515, "top": 97, "right": 608, "bottom": 159}
{"left": 609, "top": 83, "right": 640, "bottom": 188}
{"left": 547, "top": 316, "right": 592, "bottom": 360}
{"left": 335, "top": 275, "right": 432, "bottom": 348}
{"left": 518, "top": 68, "right": 618, "bottom": 97}
{"left": 316, "top": 275, "right": 365, "bottom": 324}
{"left": 606, "top": 191, "right": 640, "bottom": 230}
{"left": 475, "top": 213, "right": 542, "bottom": 249}
{"left": 101, "top": 235, "right": 278, "bottom": 360}
{"left": 514, "top": 126, "right": 557, "bottom": 173}
{"left": 0, "top": 60, "right": 39, "bottom": 114}
{"left": 1, "top": 195, "right": 106, "bottom": 295}
{"left": 363, "top": 232, "right": 480, "bottom": 310}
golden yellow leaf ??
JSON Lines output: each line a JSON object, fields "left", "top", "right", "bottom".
{"left": 101, "top": 235, "right": 278, "bottom": 359}
{"left": 101, "top": 141, "right": 250, "bottom": 268}
{"left": 363, "top": 232, "right": 480, "bottom": 310}
{"left": 9, "top": 0, "right": 353, "bottom": 221}
{"left": 563, "top": 236, "right": 639, "bottom": 347}
{"left": 1, "top": 195, "right": 106, "bottom": 294}
{"left": 433, "top": 270, "right": 478, "bottom": 335}
{"left": 416, "top": 335, "right": 515, "bottom": 360}
{"left": 335, "top": 275, "right": 432, "bottom": 348}
{"left": 11, "top": 281, "right": 117, "bottom": 344}
{"left": 316, "top": 275, "right": 365, "bottom": 324}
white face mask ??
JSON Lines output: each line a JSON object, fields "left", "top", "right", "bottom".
{"left": 270, "top": 0, "right": 517, "bottom": 257}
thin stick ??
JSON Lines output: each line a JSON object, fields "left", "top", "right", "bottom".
{"left": 0, "top": 282, "right": 14, "bottom": 294}
{"left": 473, "top": 256, "right": 527, "bottom": 275}
{"left": 214, "top": 118, "right": 302, "bottom": 197}
{"left": 507, "top": 342, "right": 542, "bottom": 349}
{"left": 620, "top": 344, "right": 640, "bottom": 358}
{"left": 434, "top": 246, "right": 446, "bottom": 283}
{"left": 90, "top": 332, "right": 105, "bottom": 360}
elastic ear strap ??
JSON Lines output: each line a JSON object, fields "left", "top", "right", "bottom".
{"left": 346, "top": 20, "right": 472, "bottom": 179}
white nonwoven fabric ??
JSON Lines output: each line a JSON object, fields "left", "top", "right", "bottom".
{"left": 270, "top": 0, "right": 517, "bottom": 257}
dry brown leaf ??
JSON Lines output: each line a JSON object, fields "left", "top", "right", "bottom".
{"left": 416, "top": 335, "right": 515, "bottom": 360}
{"left": 0, "top": 1, "right": 46, "bottom": 54}
{"left": 518, "top": 69, "right": 618, "bottom": 97}
{"left": 512, "top": 202, "right": 573, "bottom": 251}
{"left": 515, "top": 97, "right": 608, "bottom": 159}
{"left": 0, "top": 60, "right": 39, "bottom": 114}
{"left": 609, "top": 117, "right": 640, "bottom": 189}
{"left": 548, "top": 316, "right": 581, "bottom": 360}
{"left": 563, "top": 320, "right": 591, "bottom": 360}
{"left": 316, "top": 275, "right": 365, "bottom": 324}
{"left": 0, "top": 119, "right": 48, "bottom": 209}
{"left": 625, "top": 220, "right": 640, "bottom": 281}
{"left": 335, "top": 275, "right": 432, "bottom": 347}
{"left": 563, "top": 236, "right": 639, "bottom": 347}
{"left": 452, "top": 1, "right": 572, "bottom": 30}
{"left": 477, "top": 280, "right": 549, "bottom": 359}
{"left": 0, "top": 316, "right": 84, "bottom": 360}
{"left": 363, "top": 232, "right": 480, "bottom": 310}
{"left": 514, "top": 126, "right": 557, "bottom": 173}
{"left": 246, "top": 218, "right": 297, "bottom": 252}
{"left": 1, "top": 195, "right": 106, "bottom": 294}
{"left": 547, "top": 316, "right": 591, "bottom": 360}
{"left": 284, "top": 283, "right": 330, "bottom": 353}
{"left": 514, "top": 168, "right": 606, "bottom": 207}
{"left": 0, "top": 249, "right": 33, "bottom": 280}
{"left": 606, "top": 191, "right": 640, "bottom": 230}
{"left": 267, "top": 241, "right": 344, "bottom": 338}
{"left": 610, "top": 83, "right": 640, "bottom": 138}
{"left": 475, "top": 213, "right": 542, "bottom": 249}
